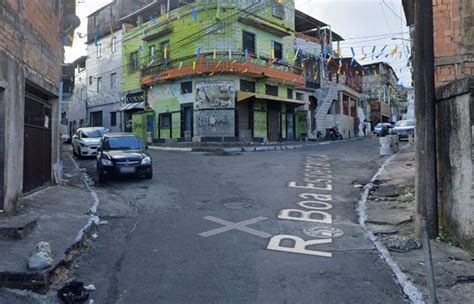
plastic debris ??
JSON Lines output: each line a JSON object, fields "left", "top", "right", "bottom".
{"left": 58, "top": 281, "right": 90, "bottom": 304}
{"left": 84, "top": 284, "right": 96, "bottom": 291}
{"left": 27, "top": 241, "right": 54, "bottom": 270}
{"left": 99, "top": 220, "right": 109, "bottom": 225}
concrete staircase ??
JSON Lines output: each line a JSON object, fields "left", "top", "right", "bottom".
{"left": 315, "top": 86, "right": 339, "bottom": 133}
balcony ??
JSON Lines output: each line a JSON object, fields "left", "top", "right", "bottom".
{"left": 346, "top": 76, "right": 363, "bottom": 93}
{"left": 140, "top": 52, "right": 305, "bottom": 86}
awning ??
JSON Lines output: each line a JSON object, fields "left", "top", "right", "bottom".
{"left": 237, "top": 91, "right": 307, "bottom": 105}
{"left": 119, "top": 102, "right": 145, "bottom": 111}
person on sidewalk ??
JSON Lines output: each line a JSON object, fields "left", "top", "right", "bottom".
{"left": 362, "top": 120, "right": 368, "bottom": 137}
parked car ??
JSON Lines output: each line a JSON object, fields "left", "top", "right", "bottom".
{"left": 96, "top": 133, "right": 153, "bottom": 182}
{"left": 373, "top": 123, "right": 393, "bottom": 137}
{"left": 391, "top": 120, "right": 415, "bottom": 140}
{"left": 72, "top": 127, "right": 109, "bottom": 158}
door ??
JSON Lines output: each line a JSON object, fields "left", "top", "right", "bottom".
{"left": 181, "top": 106, "right": 193, "bottom": 141}
{"left": 23, "top": 93, "right": 52, "bottom": 193}
{"left": 267, "top": 103, "right": 281, "bottom": 142}
{"left": 287, "top": 112, "right": 295, "bottom": 140}
{"left": 90, "top": 111, "right": 103, "bottom": 127}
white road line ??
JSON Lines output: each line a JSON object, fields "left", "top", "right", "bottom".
{"left": 199, "top": 216, "right": 271, "bottom": 238}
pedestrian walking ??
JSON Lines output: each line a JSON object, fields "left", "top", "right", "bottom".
{"left": 363, "top": 120, "right": 368, "bottom": 137}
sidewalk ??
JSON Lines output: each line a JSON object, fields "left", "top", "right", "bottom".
{"left": 365, "top": 144, "right": 474, "bottom": 303}
{"left": 0, "top": 151, "right": 97, "bottom": 293}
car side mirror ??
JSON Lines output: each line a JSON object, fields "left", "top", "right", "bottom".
{"left": 145, "top": 145, "right": 149, "bottom": 150}
{"left": 97, "top": 147, "right": 101, "bottom": 152}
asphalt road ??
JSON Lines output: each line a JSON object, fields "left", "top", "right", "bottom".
{"left": 69, "top": 139, "right": 408, "bottom": 304}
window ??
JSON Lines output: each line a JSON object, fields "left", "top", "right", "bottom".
{"left": 89, "top": 76, "right": 93, "bottom": 85}
{"left": 242, "top": 31, "right": 256, "bottom": 54}
{"left": 149, "top": 45, "right": 156, "bottom": 63}
{"left": 96, "top": 44, "right": 102, "bottom": 58}
{"left": 272, "top": 0, "right": 286, "bottom": 19}
{"left": 160, "top": 113, "right": 171, "bottom": 128}
{"left": 240, "top": 79, "right": 256, "bottom": 93}
{"left": 111, "top": 37, "right": 117, "bottom": 53}
{"left": 111, "top": 73, "right": 118, "bottom": 89}
{"left": 130, "top": 52, "right": 139, "bottom": 72}
{"left": 266, "top": 84, "right": 278, "bottom": 96}
{"left": 160, "top": 40, "right": 170, "bottom": 61}
{"left": 296, "top": 92, "right": 304, "bottom": 101}
{"left": 272, "top": 41, "right": 283, "bottom": 60}
{"left": 110, "top": 112, "right": 117, "bottom": 126}
{"left": 180, "top": 81, "right": 192, "bottom": 94}
{"left": 287, "top": 89, "right": 293, "bottom": 99}
{"left": 93, "top": 15, "right": 99, "bottom": 27}
{"left": 97, "top": 77, "right": 102, "bottom": 93}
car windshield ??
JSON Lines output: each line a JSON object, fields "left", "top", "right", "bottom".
{"left": 82, "top": 129, "right": 107, "bottom": 138}
{"left": 102, "top": 136, "right": 143, "bottom": 151}
{"left": 395, "top": 120, "right": 414, "bottom": 127}
{"left": 375, "top": 123, "right": 384, "bottom": 128}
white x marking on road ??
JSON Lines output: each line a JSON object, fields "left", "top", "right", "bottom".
{"left": 199, "top": 216, "right": 271, "bottom": 238}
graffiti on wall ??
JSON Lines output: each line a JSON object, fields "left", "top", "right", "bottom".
{"left": 195, "top": 81, "right": 236, "bottom": 110}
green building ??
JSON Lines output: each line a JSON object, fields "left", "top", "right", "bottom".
{"left": 122, "top": 0, "right": 312, "bottom": 143}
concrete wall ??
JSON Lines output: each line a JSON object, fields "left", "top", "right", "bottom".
{"left": 436, "top": 77, "right": 473, "bottom": 252}
{"left": 0, "top": 0, "right": 70, "bottom": 213}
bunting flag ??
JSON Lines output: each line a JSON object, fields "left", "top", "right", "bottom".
{"left": 351, "top": 47, "right": 355, "bottom": 57}
{"left": 327, "top": 54, "right": 332, "bottom": 63}
{"left": 271, "top": 49, "right": 275, "bottom": 60}
{"left": 390, "top": 46, "right": 398, "bottom": 57}
{"left": 373, "top": 69, "right": 378, "bottom": 75}
{"left": 192, "top": 7, "right": 199, "bottom": 21}
{"left": 178, "top": 61, "right": 183, "bottom": 70}
{"left": 216, "top": 60, "right": 222, "bottom": 67}
{"left": 349, "top": 71, "right": 353, "bottom": 78}
{"left": 149, "top": 16, "right": 157, "bottom": 25}
{"left": 337, "top": 47, "right": 342, "bottom": 57}
{"left": 228, "top": 49, "right": 232, "bottom": 60}
{"left": 164, "top": 46, "right": 168, "bottom": 59}
{"left": 196, "top": 48, "right": 201, "bottom": 61}
{"left": 192, "top": 61, "right": 196, "bottom": 71}
{"left": 339, "top": 58, "right": 343, "bottom": 67}
{"left": 209, "top": 72, "right": 215, "bottom": 76}
{"left": 294, "top": 48, "right": 300, "bottom": 60}
{"left": 242, "top": 68, "right": 248, "bottom": 73}
{"left": 244, "top": 48, "right": 249, "bottom": 63}
{"left": 337, "top": 66, "right": 341, "bottom": 74}
{"left": 213, "top": 49, "right": 217, "bottom": 60}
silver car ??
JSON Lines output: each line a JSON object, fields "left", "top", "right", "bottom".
{"left": 391, "top": 120, "right": 415, "bottom": 140}
{"left": 72, "top": 127, "right": 109, "bottom": 158}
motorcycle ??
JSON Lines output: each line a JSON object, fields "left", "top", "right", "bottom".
{"left": 328, "top": 126, "right": 343, "bottom": 140}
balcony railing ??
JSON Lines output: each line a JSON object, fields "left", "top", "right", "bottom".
{"left": 140, "top": 51, "right": 304, "bottom": 86}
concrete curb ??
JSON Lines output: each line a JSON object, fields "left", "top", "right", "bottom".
{"left": 356, "top": 143, "right": 424, "bottom": 304}
{"left": 149, "top": 146, "right": 193, "bottom": 152}
{"left": 149, "top": 138, "right": 360, "bottom": 154}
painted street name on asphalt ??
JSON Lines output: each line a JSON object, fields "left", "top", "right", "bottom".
{"left": 267, "top": 154, "right": 339, "bottom": 258}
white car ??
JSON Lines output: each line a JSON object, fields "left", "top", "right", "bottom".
{"left": 72, "top": 127, "right": 109, "bottom": 158}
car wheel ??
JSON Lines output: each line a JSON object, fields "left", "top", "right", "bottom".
{"left": 98, "top": 170, "right": 106, "bottom": 183}
{"left": 145, "top": 172, "right": 153, "bottom": 180}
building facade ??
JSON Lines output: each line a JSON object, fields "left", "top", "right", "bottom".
{"left": 123, "top": 0, "right": 307, "bottom": 143}
{"left": 0, "top": 0, "right": 78, "bottom": 213}
{"left": 362, "top": 62, "right": 400, "bottom": 125}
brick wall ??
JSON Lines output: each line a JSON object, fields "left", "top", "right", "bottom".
{"left": 433, "top": 0, "right": 474, "bottom": 86}
{"left": 0, "top": 0, "right": 63, "bottom": 86}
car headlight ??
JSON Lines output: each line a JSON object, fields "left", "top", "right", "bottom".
{"left": 141, "top": 157, "right": 151, "bottom": 165}
{"left": 80, "top": 142, "right": 87, "bottom": 147}
{"left": 101, "top": 159, "right": 113, "bottom": 166}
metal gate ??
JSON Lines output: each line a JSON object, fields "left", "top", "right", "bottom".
{"left": 23, "top": 93, "right": 51, "bottom": 193}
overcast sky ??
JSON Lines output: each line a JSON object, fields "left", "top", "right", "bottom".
{"left": 65, "top": 0, "right": 411, "bottom": 86}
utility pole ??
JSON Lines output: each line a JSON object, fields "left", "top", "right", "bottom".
{"left": 414, "top": 0, "right": 438, "bottom": 237}
{"left": 414, "top": 1, "right": 438, "bottom": 302}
